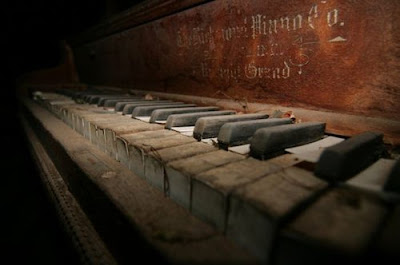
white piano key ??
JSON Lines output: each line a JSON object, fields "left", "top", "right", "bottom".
{"left": 201, "top": 137, "right": 218, "bottom": 145}
{"left": 181, "top": 131, "right": 194, "bottom": 136}
{"left": 171, "top": 126, "right": 195, "bottom": 133}
{"left": 135, "top": 116, "right": 151, "bottom": 122}
{"left": 228, "top": 144, "right": 250, "bottom": 155}
{"left": 49, "top": 100, "right": 75, "bottom": 105}
{"left": 346, "top": 159, "right": 398, "bottom": 192}
{"left": 155, "top": 120, "right": 167, "bottom": 124}
{"left": 285, "top": 136, "right": 344, "bottom": 163}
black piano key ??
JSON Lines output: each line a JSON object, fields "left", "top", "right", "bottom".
{"left": 249, "top": 122, "right": 326, "bottom": 159}
{"left": 115, "top": 100, "right": 172, "bottom": 112}
{"left": 98, "top": 96, "right": 138, "bottom": 106}
{"left": 87, "top": 94, "right": 119, "bottom": 104}
{"left": 217, "top": 118, "right": 293, "bottom": 150}
{"left": 73, "top": 91, "right": 97, "bottom": 101}
{"left": 122, "top": 101, "right": 184, "bottom": 115}
{"left": 315, "top": 131, "right": 386, "bottom": 182}
{"left": 384, "top": 159, "right": 400, "bottom": 193}
{"left": 193, "top": 113, "right": 269, "bottom": 141}
{"left": 149, "top": 106, "right": 220, "bottom": 123}
{"left": 165, "top": 110, "right": 236, "bottom": 129}
{"left": 131, "top": 104, "right": 196, "bottom": 117}
{"left": 102, "top": 98, "right": 144, "bottom": 108}
{"left": 82, "top": 93, "right": 105, "bottom": 102}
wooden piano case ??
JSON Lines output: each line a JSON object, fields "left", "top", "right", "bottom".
{"left": 18, "top": 0, "right": 400, "bottom": 264}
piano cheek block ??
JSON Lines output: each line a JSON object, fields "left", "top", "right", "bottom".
{"left": 249, "top": 122, "right": 326, "bottom": 159}
{"left": 315, "top": 131, "right": 386, "bottom": 182}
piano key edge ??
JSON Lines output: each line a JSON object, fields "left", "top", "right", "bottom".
{"left": 20, "top": 98, "right": 259, "bottom": 265}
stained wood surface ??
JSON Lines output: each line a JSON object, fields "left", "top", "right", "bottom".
{"left": 72, "top": 0, "right": 400, "bottom": 124}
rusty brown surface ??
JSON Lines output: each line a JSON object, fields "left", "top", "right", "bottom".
{"left": 72, "top": 0, "right": 400, "bottom": 123}
{"left": 70, "top": 0, "right": 213, "bottom": 46}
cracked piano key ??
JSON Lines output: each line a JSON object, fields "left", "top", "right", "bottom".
{"left": 115, "top": 100, "right": 172, "bottom": 112}
{"left": 149, "top": 106, "right": 220, "bottom": 123}
{"left": 165, "top": 110, "right": 236, "bottom": 129}
{"left": 218, "top": 118, "right": 293, "bottom": 150}
{"left": 193, "top": 113, "right": 270, "bottom": 141}
{"left": 315, "top": 131, "right": 387, "bottom": 182}
{"left": 116, "top": 130, "right": 178, "bottom": 169}
{"left": 145, "top": 142, "right": 217, "bottom": 191}
{"left": 274, "top": 186, "right": 388, "bottom": 265}
{"left": 227, "top": 167, "right": 328, "bottom": 263}
{"left": 131, "top": 104, "right": 197, "bottom": 118}
{"left": 127, "top": 134, "right": 196, "bottom": 179}
{"left": 74, "top": 111, "right": 114, "bottom": 136}
{"left": 249, "top": 122, "right": 326, "bottom": 160}
{"left": 87, "top": 116, "right": 133, "bottom": 146}
{"left": 91, "top": 119, "right": 137, "bottom": 152}
{"left": 79, "top": 113, "right": 126, "bottom": 139}
{"left": 166, "top": 150, "right": 245, "bottom": 209}
{"left": 104, "top": 121, "right": 163, "bottom": 158}
{"left": 191, "top": 158, "right": 282, "bottom": 231}
{"left": 63, "top": 105, "right": 112, "bottom": 130}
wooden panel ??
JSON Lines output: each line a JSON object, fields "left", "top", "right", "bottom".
{"left": 72, "top": 0, "right": 400, "bottom": 122}
{"left": 70, "top": 0, "right": 214, "bottom": 45}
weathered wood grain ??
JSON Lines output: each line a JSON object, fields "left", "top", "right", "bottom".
{"left": 72, "top": 0, "right": 400, "bottom": 126}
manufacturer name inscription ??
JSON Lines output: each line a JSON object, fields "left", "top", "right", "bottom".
{"left": 176, "top": 0, "right": 348, "bottom": 83}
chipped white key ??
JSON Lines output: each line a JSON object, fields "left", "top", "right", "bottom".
{"left": 346, "top": 159, "right": 398, "bottom": 193}
{"left": 135, "top": 116, "right": 151, "bottom": 122}
{"left": 228, "top": 144, "right": 250, "bottom": 155}
{"left": 201, "top": 138, "right": 218, "bottom": 145}
{"left": 285, "top": 136, "right": 344, "bottom": 163}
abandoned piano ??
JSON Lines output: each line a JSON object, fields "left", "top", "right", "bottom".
{"left": 18, "top": 0, "right": 400, "bottom": 264}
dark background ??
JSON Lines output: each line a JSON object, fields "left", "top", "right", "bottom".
{"left": 2, "top": 1, "right": 143, "bottom": 264}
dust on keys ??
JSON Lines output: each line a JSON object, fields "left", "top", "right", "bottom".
{"left": 31, "top": 90, "right": 400, "bottom": 265}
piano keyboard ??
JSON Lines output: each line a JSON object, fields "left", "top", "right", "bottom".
{"left": 27, "top": 89, "right": 399, "bottom": 264}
